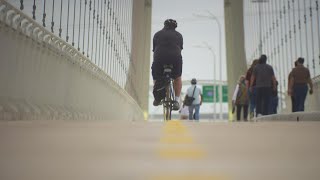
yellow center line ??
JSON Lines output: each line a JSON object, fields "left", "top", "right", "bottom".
{"left": 150, "top": 120, "right": 230, "bottom": 179}
{"left": 160, "top": 136, "right": 194, "bottom": 144}
{"left": 156, "top": 120, "right": 206, "bottom": 159}
{"left": 157, "top": 148, "right": 205, "bottom": 159}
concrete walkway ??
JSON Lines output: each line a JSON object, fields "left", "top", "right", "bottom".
{"left": 1, "top": 120, "right": 320, "bottom": 180}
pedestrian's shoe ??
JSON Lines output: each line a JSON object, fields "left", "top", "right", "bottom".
{"left": 249, "top": 112, "right": 254, "bottom": 119}
{"left": 172, "top": 101, "right": 180, "bottom": 111}
{"left": 153, "top": 99, "right": 161, "bottom": 106}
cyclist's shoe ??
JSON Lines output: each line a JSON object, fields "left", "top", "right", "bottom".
{"left": 172, "top": 101, "right": 180, "bottom": 111}
{"left": 153, "top": 99, "right": 162, "bottom": 106}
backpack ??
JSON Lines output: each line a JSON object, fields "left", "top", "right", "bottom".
{"left": 184, "top": 86, "right": 196, "bottom": 106}
{"left": 153, "top": 78, "right": 167, "bottom": 102}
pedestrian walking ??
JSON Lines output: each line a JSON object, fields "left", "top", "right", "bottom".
{"left": 245, "top": 59, "right": 259, "bottom": 119}
{"left": 250, "top": 55, "right": 277, "bottom": 116}
{"left": 288, "top": 57, "right": 313, "bottom": 112}
{"left": 185, "top": 78, "right": 202, "bottom": 121}
{"left": 232, "top": 75, "right": 249, "bottom": 121}
{"left": 287, "top": 60, "right": 298, "bottom": 112}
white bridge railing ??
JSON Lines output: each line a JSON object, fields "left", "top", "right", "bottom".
{"left": 0, "top": 1, "right": 112, "bottom": 83}
{"left": 0, "top": 0, "right": 144, "bottom": 121}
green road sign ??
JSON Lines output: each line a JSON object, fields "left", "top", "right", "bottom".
{"left": 202, "top": 85, "right": 228, "bottom": 103}
{"left": 202, "top": 86, "right": 215, "bottom": 102}
{"left": 222, "top": 85, "right": 228, "bottom": 102}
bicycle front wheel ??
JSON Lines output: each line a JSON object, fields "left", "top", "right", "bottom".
{"left": 163, "top": 86, "right": 172, "bottom": 121}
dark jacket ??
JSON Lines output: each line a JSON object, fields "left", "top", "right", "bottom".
{"left": 153, "top": 28, "right": 183, "bottom": 62}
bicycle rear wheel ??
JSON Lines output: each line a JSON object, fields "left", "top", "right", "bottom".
{"left": 163, "top": 85, "right": 172, "bottom": 120}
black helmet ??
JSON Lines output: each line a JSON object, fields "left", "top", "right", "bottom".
{"left": 191, "top": 78, "right": 197, "bottom": 84}
{"left": 164, "top": 19, "right": 177, "bottom": 29}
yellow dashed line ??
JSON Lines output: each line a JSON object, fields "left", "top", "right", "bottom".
{"left": 157, "top": 120, "right": 206, "bottom": 159}
{"left": 157, "top": 148, "right": 206, "bottom": 159}
{"left": 163, "top": 120, "right": 188, "bottom": 133}
{"left": 163, "top": 128, "right": 187, "bottom": 134}
{"left": 151, "top": 120, "right": 229, "bottom": 179}
{"left": 160, "top": 136, "right": 194, "bottom": 144}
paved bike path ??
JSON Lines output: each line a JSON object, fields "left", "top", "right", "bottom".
{"left": 0, "top": 120, "right": 320, "bottom": 180}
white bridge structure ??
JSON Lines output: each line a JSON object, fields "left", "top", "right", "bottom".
{"left": 1, "top": 0, "right": 319, "bottom": 121}
{"left": 1, "top": 1, "right": 320, "bottom": 179}
{"left": 0, "top": 0, "right": 151, "bottom": 120}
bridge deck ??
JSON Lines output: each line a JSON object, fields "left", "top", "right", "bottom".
{"left": 1, "top": 120, "right": 320, "bottom": 180}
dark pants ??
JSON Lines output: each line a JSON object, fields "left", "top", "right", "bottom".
{"left": 236, "top": 104, "right": 248, "bottom": 121}
{"left": 293, "top": 84, "right": 308, "bottom": 112}
{"left": 256, "top": 87, "right": 272, "bottom": 116}
{"left": 290, "top": 96, "right": 295, "bottom": 112}
{"left": 268, "top": 96, "right": 278, "bottom": 114}
{"left": 249, "top": 87, "right": 256, "bottom": 114}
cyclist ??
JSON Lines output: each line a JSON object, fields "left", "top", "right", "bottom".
{"left": 151, "top": 19, "right": 183, "bottom": 110}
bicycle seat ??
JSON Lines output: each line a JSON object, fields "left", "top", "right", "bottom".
{"left": 163, "top": 64, "right": 173, "bottom": 74}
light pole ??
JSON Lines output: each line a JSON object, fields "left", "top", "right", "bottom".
{"left": 194, "top": 11, "right": 223, "bottom": 120}
{"left": 193, "top": 42, "right": 217, "bottom": 120}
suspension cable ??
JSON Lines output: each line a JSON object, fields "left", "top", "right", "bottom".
{"left": 288, "top": 0, "right": 293, "bottom": 63}
{"left": 102, "top": 0, "right": 107, "bottom": 71}
{"left": 292, "top": 0, "right": 297, "bottom": 57}
{"left": 107, "top": 0, "right": 111, "bottom": 75}
{"left": 59, "top": 0, "right": 63, "bottom": 38}
{"left": 32, "top": 0, "right": 36, "bottom": 20}
{"left": 97, "top": 0, "right": 102, "bottom": 67}
{"left": 72, "top": 0, "right": 76, "bottom": 46}
{"left": 95, "top": 0, "right": 100, "bottom": 66}
{"left": 316, "top": 0, "right": 320, "bottom": 67}
{"left": 42, "top": 0, "right": 46, "bottom": 27}
{"left": 90, "top": 0, "right": 95, "bottom": 60}
{"left": 87, "top": 0, "right": 91, "bottom": 57}
{"left": 82, "top": 0, "right": 87, "bottom": 55}
{"left": 279, "top": 0, "right": 286, "bottom": 96}
{"left": 303, "top": 0, "right": 310, "bottom": 69}
{"left": 297, "top": 0, "right": 303, "bottom": 55}
{"left": 51, "top": 1, "right": 55, "bottom": 33}
{"left": 110, "top": 0, "right": 115, "bottom": 78}
{"left": 20, "top": 0, "right": 24, "bottom": 10}
{"left": 266, "top": 1, "right": 272, "bottom": 63}
{"left": 274, "top": 0, "right": 283, "bottom": 110}
{"left": 283, "top": 1, "right": 290, "bottom": 77}
{"left": 66, "top": 0, "right": 70, "bottom": 42}
{"left": 310, "top": 0, "right": 316, "bottom": 76}
{"left": 78, "top": 0, "right": 82, "bottom": 51}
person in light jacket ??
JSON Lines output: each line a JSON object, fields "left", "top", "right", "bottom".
{"left": 186, "top": 78, "right": 202, "bottom": 121}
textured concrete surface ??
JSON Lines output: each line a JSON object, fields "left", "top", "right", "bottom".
{"left": 1, "top": 120, "right": 320, "bottom": 180}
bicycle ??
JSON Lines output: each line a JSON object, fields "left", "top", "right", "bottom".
{"left": 162, "top": 64, "right": 175, "bottom": 121}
